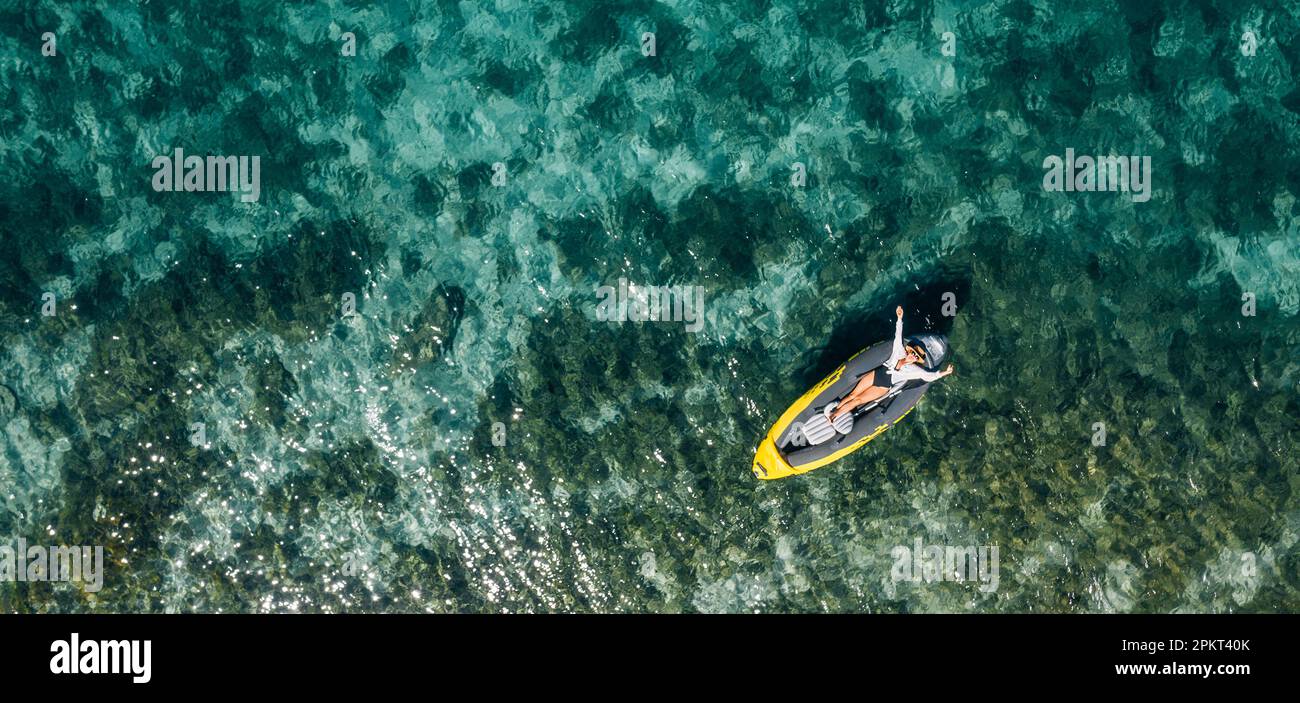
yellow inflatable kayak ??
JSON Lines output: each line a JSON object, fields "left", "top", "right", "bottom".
{"left": 752, "top": 341, "right": 931, "bottom": 479}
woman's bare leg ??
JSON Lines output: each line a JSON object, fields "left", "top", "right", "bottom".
{"left": 830, "top": 371, "right": 890, "bottom": 420}
{"left": 834, "top": 373, "right": 875, "bottom": 408}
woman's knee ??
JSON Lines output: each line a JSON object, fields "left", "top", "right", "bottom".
{"left": 852, "top": 371, "right": 876, "bottom": 394}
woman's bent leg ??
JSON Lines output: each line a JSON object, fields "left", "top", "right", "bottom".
{"left": 831, "top": 371, "right": 890, "bottom": 420}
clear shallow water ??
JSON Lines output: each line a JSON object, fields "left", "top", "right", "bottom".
{"left": 0, "top": 0, "right": 1297, "bottom": 612}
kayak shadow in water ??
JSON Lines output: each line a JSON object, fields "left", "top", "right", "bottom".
{"left": 796, "top": 277, "right": 970, "bottom": 390}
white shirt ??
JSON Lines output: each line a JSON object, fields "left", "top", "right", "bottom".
{"left": 883, "top": 317, "right": 945, "bottom": 388}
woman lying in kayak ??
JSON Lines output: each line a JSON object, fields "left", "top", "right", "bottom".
{"left": 828, "top": 306, "right": 953, "bottom": 422}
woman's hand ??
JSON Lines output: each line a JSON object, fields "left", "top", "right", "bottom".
{"left": 895, "top": 306, "right": 904, "bottom": 320}
{"left": 943, "top": 364, "right": 954, "bottom": 376}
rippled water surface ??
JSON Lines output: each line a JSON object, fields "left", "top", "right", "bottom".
{"left": 1, "top": 0, "right": 1297, "bottom": 612}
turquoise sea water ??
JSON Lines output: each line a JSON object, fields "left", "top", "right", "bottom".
{"left": 1, "top": 0, "right": 1297, "bottom": 612}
